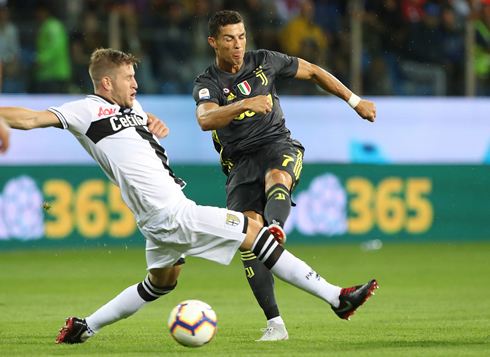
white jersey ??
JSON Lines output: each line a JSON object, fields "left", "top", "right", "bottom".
{"left": 49, "top": 94, "right": 186, "bottom": 224}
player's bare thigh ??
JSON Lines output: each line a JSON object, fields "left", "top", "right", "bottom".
{"left": 243, "top": 210, "right": 265, "bottom": 226}
{"left": 239, "top": 216, "right": 264, "bottom": 251}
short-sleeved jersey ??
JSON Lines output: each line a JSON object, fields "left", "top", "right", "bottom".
{"left": 193, "top": 50, "right": 299, "bottom": 171}
{"left": 49, "top": 94, "right": 186, "bottom": 223}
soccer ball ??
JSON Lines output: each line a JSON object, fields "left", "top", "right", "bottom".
{"left": 168, "top": 300, "right": 217, "bottom": 347}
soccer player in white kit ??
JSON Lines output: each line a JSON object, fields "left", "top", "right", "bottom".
{"left": 0, "top": 48, "right": 377, "bottom": 344}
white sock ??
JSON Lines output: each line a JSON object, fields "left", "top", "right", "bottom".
{"left": 270, "top": 250, "right": 342, "bottom": 307}
{"left": 85, "top": 284, "right": 149, "bottom": 333}
{"left": 252, "top": 228, "right": 341, "bottom": 307}
{"left": 268, "top": 316, "right": 284, "bottom": 326}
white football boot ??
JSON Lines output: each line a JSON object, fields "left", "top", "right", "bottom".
{"left": 255, "top": 321, "right": 289, "bottom": 341}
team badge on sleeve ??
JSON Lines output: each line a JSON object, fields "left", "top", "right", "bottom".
{"left": 226, "top": 213, "right": 240, "bottom": 226}
{"left": 199, "top": 88, "right": 210, "bottom": 99}
{"left": 237, "top": 81, "right": 251, "bottom": 95}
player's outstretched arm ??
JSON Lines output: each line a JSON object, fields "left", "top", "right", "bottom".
{"left": 147, "top": 112, "right": 169, "bottom": 139}
{"left": 196, "top": 96, "right": 272, "bottom": 131}
{"left": 0, "top": 117, "right": 10, "bottom": 153}
{"left": 295, "top": 58, "right": 376, "bottom": 123}
{"left": 0, "top": 107, "right": 62, "bottom": 130}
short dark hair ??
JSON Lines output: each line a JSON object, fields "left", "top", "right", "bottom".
{"left": 208, "top": 10, "right": 243, "bottom": 38}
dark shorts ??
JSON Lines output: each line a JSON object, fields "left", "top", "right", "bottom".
{"left": 225, "top": 140, "right": 305, "bottom": 216}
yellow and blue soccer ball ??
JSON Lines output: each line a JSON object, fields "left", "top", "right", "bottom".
{"left": 168, "top": 300, "right": 217, "bottom": 347}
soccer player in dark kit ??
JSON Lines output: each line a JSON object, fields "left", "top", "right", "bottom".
{"left": 193, "top": 10, "right": 376, "bottom": 341}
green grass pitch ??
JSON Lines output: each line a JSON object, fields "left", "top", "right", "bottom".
{"left": 1, "top": 241, "right": 489, "bottom": 356}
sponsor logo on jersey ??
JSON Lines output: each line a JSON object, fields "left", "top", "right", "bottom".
{"left": 254, "top": 66, "right": 268, "bottom": 86}
{"left": 109, "top": 113, "right": 146, "bottom": 132}
{"left": 86, "top": 113, "right": 146, "bottom": 144}
{"left": 199, "top": 88, "right": 210, "bottom": 99}
{"left": 224, "top": 87, "right": 236, "bottom": 101}
{"left": 226, "top": 213, "right": 240, "bottom": 226}
{"left": 98, "top": 107, "right": 117, "bottom": 117}
{"left": 237, "top": 81, "right": 251, "bottom": 95}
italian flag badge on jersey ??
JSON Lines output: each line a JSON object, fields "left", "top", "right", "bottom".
{"left": 238, "top": 81, "right": 251, "bottom": 95}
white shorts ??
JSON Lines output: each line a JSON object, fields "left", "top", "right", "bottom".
{"left": 138, "top": 198, "right": 247, "bottom": 269}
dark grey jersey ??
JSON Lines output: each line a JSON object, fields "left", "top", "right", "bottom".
{"left": 193, "top": 50, "right": 299, "bottom": 169}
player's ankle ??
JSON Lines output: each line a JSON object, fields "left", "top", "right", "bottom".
{"left": 268, "top": 316, "right": 284, "bottom": 325}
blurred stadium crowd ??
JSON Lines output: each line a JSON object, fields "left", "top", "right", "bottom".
{"left": 1, "top": 0, "right": 490, "bottom": 96}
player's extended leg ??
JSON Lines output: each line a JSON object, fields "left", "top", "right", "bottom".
{"left": 240, "top": 210, "right": 287, "bottom": 341}
{"left": 241, "top": 221, "right": 378, "bottom": 320}
{"left": 240, "top": 250, "right": 279, "bottom": 320}
{"left": 240, "top": 250, "right": 288, "bottom": 341}
{"left": 56, "top": 264, "right": 182, "bottom": 344}
{"left": 263, "top": 169, "right": 293, "bottom": 244}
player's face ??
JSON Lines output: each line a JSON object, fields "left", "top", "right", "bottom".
{"left": 211, "top": 23, "right": 246, "bottom": 72}
{"left": 111, "top": 64, "right": 138, "bottom": 108}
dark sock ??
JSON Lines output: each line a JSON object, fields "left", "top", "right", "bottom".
{"left": 264, "top": 183, "right": 291, "bottom": 227}
{"left": 241, "top": 250, "right": 280, "bottom": 320}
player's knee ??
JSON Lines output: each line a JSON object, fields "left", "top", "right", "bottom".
{"left": 149, "top": 261, "right": 183, "bottom": 287}
{"left": 266, "top": 169, "right": 292, "bottom": 189}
